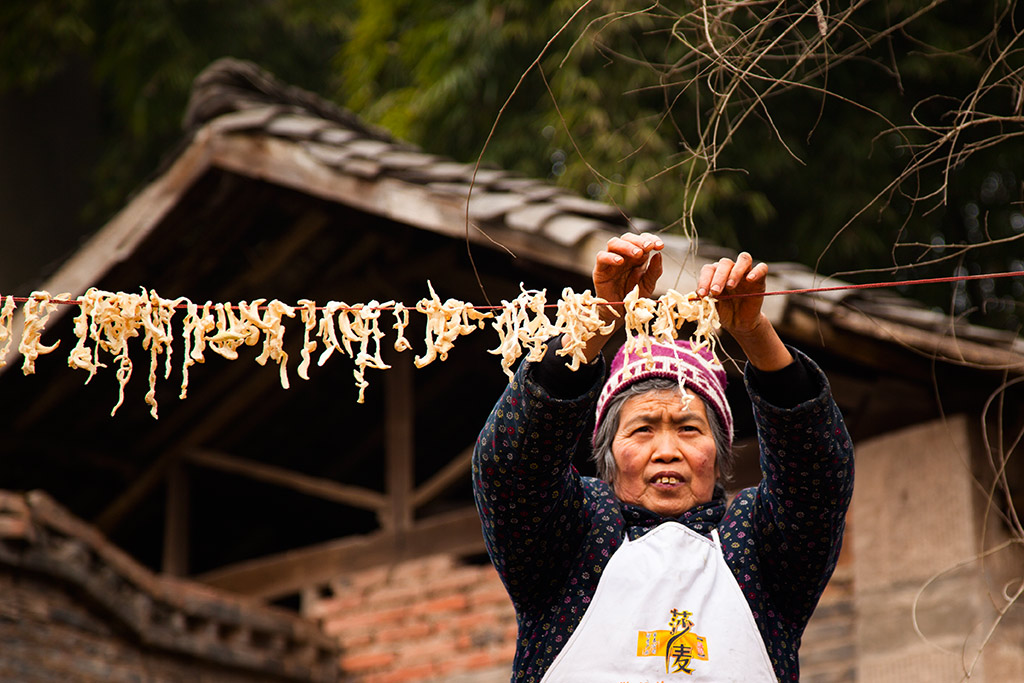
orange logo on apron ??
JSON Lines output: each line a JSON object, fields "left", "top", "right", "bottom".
{"left": 636, "top": 609, "right": 709, "bottom": 674}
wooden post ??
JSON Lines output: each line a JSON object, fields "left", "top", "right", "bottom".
{"left": 384, "top": 349, "right": 414, "bottom": 535}
{"left": 163, "top": 458, "right": 189, "bottom": 576}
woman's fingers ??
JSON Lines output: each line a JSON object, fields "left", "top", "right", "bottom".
{"left": 639, "top": 251, "right": 663, "bottom": 293}
{"left": 697, "top": 253, "right": 767, "bottom": 297}
{"left": 697, "top": 258, "right": 735, "bottom": 297}
{"left": 727, "top": 252, "right": 753, "bottom": 289}
{"left": 604, "top": 233, "right": 663, "bottom": 263}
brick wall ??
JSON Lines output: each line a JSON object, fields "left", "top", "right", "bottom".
{"left": 0, "top": 568, "right": 290, "bottom": 683}
{"left": 307, "top": 555, "right": 515, "bottom": 683}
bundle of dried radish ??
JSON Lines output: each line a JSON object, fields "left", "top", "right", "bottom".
{"left": 553, "top": 288, "right": 616, "bottom": 371}
{"left": 20, "top": 291, "right": 69, "bottom": 375}
{"left": 414, "top": 282, "right": 491, "bottom": 369}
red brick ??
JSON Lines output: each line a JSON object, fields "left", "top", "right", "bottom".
{"left": 305, "top": 591, "right": 365, "bottom": 619}
{"left": 324, "top": 604, "right": 410, "bottom": 631}
{"left": 334, "top": 629, "right": 374, "bottom": 649}
{"left": 467, "top": 583, "right": 512, "bottom": 608}
{"left": 420, "top": 567, "right": 489, "bottom": 595}
{"left": 389, "top": 555, "right": 455, "bottom": 581}
{"left": 339, "top": 650, "right": 396, "bottom": 672}
{"left": 346, "top": 566, "right": 392, "bottom": 589}
{"left": 405, "top": 635, "right": 461, "bottom": 660}
{"left": 450, "top": 650, "right": 506, "bottom": 671}
{"left": 412, "top": 594, "right": 468, "bottom": 616}
{"left": 362, "top": 661, "right": 438, "bottom": 683}
{"left": 366, "top": 582, "right": 429, "bottom": 607}
{"left": 375, "top": 621, "right": 434, "bottom": 644}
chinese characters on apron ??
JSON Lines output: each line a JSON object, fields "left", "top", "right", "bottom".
{"left": 540, "top": 522, "right": 777, "bottom": 682}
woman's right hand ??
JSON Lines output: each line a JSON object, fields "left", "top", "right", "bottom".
{"left": 572, "top": 232, "right": 664, "bottom": 363}
{"left": 592, "top": 232, "right": 664, "bottom": 323}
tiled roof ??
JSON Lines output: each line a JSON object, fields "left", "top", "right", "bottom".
{"left": 183, "top": 59, "right": 660, "bottom": 252}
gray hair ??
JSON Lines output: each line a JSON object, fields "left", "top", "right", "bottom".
{"left": 591, "top": 377, "right": 733, "bottom": 484}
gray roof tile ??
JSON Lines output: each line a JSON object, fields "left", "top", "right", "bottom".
{"left": 404, "top": 162, "right": 476, "bottom": 183}
{"left": 467, "top": 192, "right": 531, "bottom": 223}
{"left": 316, "top": 127, "right": 360, "bottom": 146}
{"left": 301, "top": 141, "right": 361, "bottom": 167}
{"left": 264, "top": 113, "right": 330, "bottom": 140}
{"left": 505, "top": 203, "right": 562, "bottom": 233}
{"left": 207, "top": 106, "right": 286, "bottom": 134}
{"left": 550, "top": 194, "right": 623, "bottom": 219}
{"left": 425, "top": 182, "right": 474, "bottom": 198}
{"left": 542, "top": 214, "right": 609, "bottom": 246}
{"left": 340, "top": 139, "right": 397, "bottom": 158}
{"left": 336, "top": 157, "right": 383, "bottom": 179}
{"left": 377, "top": 151, "right": 441, "bottom": 170}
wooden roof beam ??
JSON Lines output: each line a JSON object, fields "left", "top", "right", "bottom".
{"left": 185, "top": 448, "right": 387, "bottom": 512}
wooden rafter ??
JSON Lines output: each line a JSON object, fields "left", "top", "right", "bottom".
{"left": 412, "top": 444, "right": 474, "bottom": 510}
{"left": 185, "top": 448, "right": 387, "bottom": 512}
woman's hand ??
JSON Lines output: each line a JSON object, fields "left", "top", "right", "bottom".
{"left": 697, "top": 252, "right": 793, "bottom": 371}
{"left": 571, "top": 232, "right": 664, "bottom": 363}
{"left": 593, "top": 232, "right": 664, "bottom": 322}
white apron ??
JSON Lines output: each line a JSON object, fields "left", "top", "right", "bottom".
{"left": 539, "top": 522, "right": 777, "bottom": 682}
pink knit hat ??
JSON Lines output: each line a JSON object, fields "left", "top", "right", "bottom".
{"left": 594, "top": 340, "right": 733, "bottom": 442}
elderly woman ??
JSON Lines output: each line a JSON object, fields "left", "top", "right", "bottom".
{"left": 473, "top": 233, "right": 854, "bottom": 682}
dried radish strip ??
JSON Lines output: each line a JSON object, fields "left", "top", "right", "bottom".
{"left": 296, "top": 299, "right": 318, "bottom": 381}
{"left": 0, "top": 295, "right": 16, "bottom": 367}
{"left": 393, "top": 303, "right": 412, "bottom": 352}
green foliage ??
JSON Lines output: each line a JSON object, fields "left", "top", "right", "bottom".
{"left": 1, "top": 0, "right": 344, "bottom": 222}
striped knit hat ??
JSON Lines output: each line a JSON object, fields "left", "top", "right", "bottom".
{"left": 594, "top": 340, "right": 733, "bottom": 443}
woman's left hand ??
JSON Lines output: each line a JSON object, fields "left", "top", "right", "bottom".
{"left": 697, "top": 252, "right": 766, "bottom": 337}
{"left": 697, "top": 252, "right": 793, "bottom": 371}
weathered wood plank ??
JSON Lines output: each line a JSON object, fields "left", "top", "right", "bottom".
{"left": 384, "top": 350, "right": 414, "bottom": 532}
{"left": 162, "top": 461, "right": 190, "bottom": 576}
{"left": 185, "top": 448, "right": 388, "bottom": 512}
{"left": 411, "top": 444, "right": 474, "bottom": 510}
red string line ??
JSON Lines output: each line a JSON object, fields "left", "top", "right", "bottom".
{"left": 4, "top": 270, "right": 1023, "bottom": 310}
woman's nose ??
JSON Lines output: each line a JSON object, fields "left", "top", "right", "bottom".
{"left": 651, "top": 432, "right": 682, "bottom": 461}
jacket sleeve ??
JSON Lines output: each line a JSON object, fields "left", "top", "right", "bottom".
{"left": 745, "top": 348, "right": 855, "bottom": 626}
{"left": 472, "top": 355, "right": 604, "bottom": 611}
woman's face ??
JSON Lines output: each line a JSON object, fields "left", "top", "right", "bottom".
{"left": 611, "top": 389, "right": 718, "bottom": 517}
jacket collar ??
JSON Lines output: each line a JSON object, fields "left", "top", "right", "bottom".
{"left": 621, "top": 484, "right": 727, "bottom": 540}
